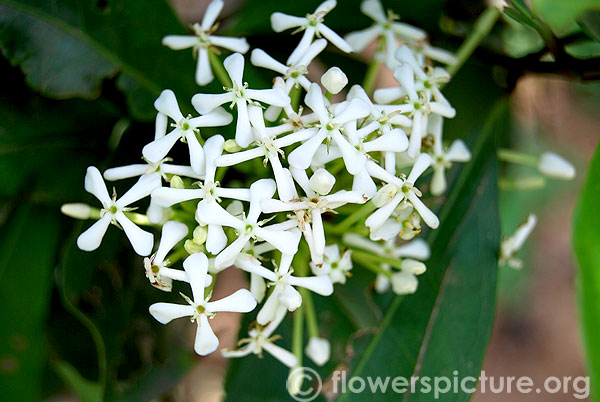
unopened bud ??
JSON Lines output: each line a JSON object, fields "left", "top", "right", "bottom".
{"left": 184, "top": 239, "right": 204, "bottom": 254}
{"left": 391, "top": 271, "right": 418, "bottom": 295}
{"left": 537, "top": 152, "right": 575, "bottom": 180}
{"left": 309, "top": 168, "right": 336, "bottom": 195}
{"left": 193, "top": 225, "right": 208, "bottom": 245}
{"left": 224, "top": 139, "right": 242, "bottom": 153}
{"left": 170, "top": 175, "right": 185, "bottom": 189}
{"left": 321, "top": 67, "right": 348, "bottom": 95}
{"left": 226, "top": 200, "right": 245, "bottom": 217}
{"left": 401, "top": 259, "right": 426, "bottom": 275}
{"left": 305, "top": 336, "right": 331, "bottom": 366}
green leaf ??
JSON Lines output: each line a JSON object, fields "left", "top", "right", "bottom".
{"left": 573, "top": 140, "right": 600, "bottom": 402}
{"left": 52, "top": 360, "right": 102, "bottom": 402}
{"left": 579, "top": 10, "right": 600, "bottom": 42}
{"left": 0, "top": 204, "right": 61, "bottom": 402}
{"left": 0, "top": 0, "right": 206, "bottom": 120}
{"left": 337, "top": 100, "right": 505, "bottom": 401}
{"left": 531, "top": 0, "right": 600, "bottom": 33}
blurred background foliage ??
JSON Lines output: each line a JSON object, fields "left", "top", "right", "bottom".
{"left": 0, "top": 0, "right": 599, "bottom": 401}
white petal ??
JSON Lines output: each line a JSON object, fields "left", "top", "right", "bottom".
{"left": 270, "top": 12, "right": 306, "bottom": 32}
{"left": 317, "top": 23, "right": 353, "bottom": 53}
{"left": 288, "top": 275, "right": 333, "bottom": 296}
{"left": 395, "top": 238, "right": 430, "bottom": 259}
{"left": 235, "top": 100, "right": 253, "bottom": 148}
{"left": 429, "top": 102, "right": 456, "bottom": 118}
{"left": 407, "top": 110, "right": 423, "bottom": 159}
{"left": 103, "top": 165, "right": 148, "bottom": 181}
{"left": 395, "top": 46, "right": 426, "bottom": 79}
{"left": 154, "top": 89, "right": 184, "bottom": 121}
{"left": 345, "top": 25, "right": 383, "bottom": 52}
{"left": 77, "top": 214, "right": 112, "bottom": 251}
{"left": 191, "top": 92, "right": 235, "bottom": 114}
{"left": 196, "top": 199, "right": 243, "bottom": 229}
{"left": 370, "top": 219, "right": 403, "bottom": 241}
{"left": 407, "top": 192, "right": 439, "bottom": 229}
{"left": 304, "top": 83, "right": 329, "bottom": 123}
{"left": 391, "top": 272, "right": 418, "bottom": 295}
{"left": 365, "top": 192, "right": 404, "bottom": 230}
{"left": 373, "top": 87, "right": 405, "bottom": 104}
{"left": 245, "top": 88, "right": 290, "bottom": 107}
{"left": 538, "top": 152, "right": 575, "bottom": 180}
{"left": 116, "top": 173, "right": 161, "bottom": 208}
{"left": 288, "top": 128, "right": 328, "bottom": 170}
{"left": 366, "top": 128, "right": 409, "bottom": 153}
{"left": 183, "top": 253, "right": 209, "bottom": 302}
{"left": 224, "top": 52, "right": 245, "bottom": 85}
{"left": 146, "top": 200, "right": 166, "bottom": 225}
{"left": 155, "top": 221, "right": 189, "bottom": 265}
{"left": 352, "top": 169, "right": 377, "bottom": 198}
{"left": 330, "top": 129, "right": 367, "bottom": 175}
{"left": 279, "top": 284, "right": 302, "bottom": 311}
{"left": 149, "top": 303, "right": 194, "bottom": 324}
{"left": 361, "top": 0, "right": 386, "bottom": 23}
{"left": 84, "top": 166, "right": 111, "bottom": 205}
{"left": 297, "top": 38, "right": 327, "bottom": 66}
{"left": 249, "top": 179, "right": 277, "bottom": 222}
{"left": 332, "top": 98, "right": 370, "bottom": 125}
{"left": 391, "top": 22, "right": 427, "bottom": 42}
{"left": 209, "top": 36, "right": 250, "bottom": 53}
{"left": 222, "top": 343, "right": 253, "bottom": 359}
{"left": 250, "top": 273, "right": 266, "bottom": 302}
{"left": 271, "top": 157, "right": 297, "bottom": 202}
{"left": 201, "top": 0, "right": 224, "bottom": 30}
{"left": 142, "top": 130, "right": 182, "bottom": 163}
{"left": 152, "top": 188, "right": 204, "bottom": 208}
{"left": 189, "top": 107, "right": 234, "bottom": 127}
{"left": 206, "top": 224, "right": 228, "bottom": 254}
{"left": 393, "top": 65, "right": 418, "bottom": 101}
{"left": 162, "top": 35, "right": 198, "bottom": 50}
{"left": 311, "top": 209, "right": 325, "bottom": 263}
{"left": 207, "top": 289, "right": 257, "bottom": 313}
{"left": 195, "top": 47, "right": 213, "bottom": 86}
{"left": 195, "top": 315, "right": 219, "bottom": 355}
{"left": 287, "top": 27, "right": 315, "bottom": 65}
{"left": 203, "top": 134, "right": 225, "bottom": 181}
{"left": 257, "top": 291, "right": 281, "bottom": 325}
{"left": 254, "top": 227, "right": 299, "bottom": 255}
{"left": 251, "top": 48, "right": 286, "bottom": 74}
{"left": 406, "top": 153, "right": 432, "bottom": 184}
{"left": 315, "top": 0, "right": 337, "bottom": 14}
{"left": 446, "top": 140, "right": 471, "bottom": 162}
{"left": 305, "top": 337, "right": 330, "bottom": 366}
{"left": 214, "top": 187, "right": 251, "bottom": 201}
{"left": 115, "top": 213, "right": 154, "bottom": 256}
{"left": 263, "top": 342, "right": 298, "bottom": 367}
{"left": 401, "top": 259, "right": 426, "bottom": 275}
{"left": 215, "top": 234, "right": 250, "bottom": 269}
{"left": 431, "top": 165, "right": 447, "bottom": 196}
{"left": 155, "top": 112, "right": 168, "bottom": 140}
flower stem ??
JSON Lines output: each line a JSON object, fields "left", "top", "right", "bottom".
{"left": 208, "top": 49, "right": 233, "bottom": 88}
{"left": 165, "top": 246, "right": 189, "bottom": 266}
{"left": 447, "top": 6, "right": 501, "bottom": 77}
{"left": 499, "top": 176, "right": 546, "bottom": 190}
{"left": 302, "top": 289, "right": 319, "bottom": 338}
{"left": 332, "top": 201, "right": 376, "bottom": 234}
{"left": 497, "top": 148, "right": 538, "bottom": 166}
{"left": 351, "top": 252, "right": 392, "bottom": 278}
{"left": 362, "top": 58, "right": 381, "bottom": 96}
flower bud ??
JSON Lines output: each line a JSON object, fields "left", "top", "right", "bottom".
{"left": 170, "top": 175, "right": 185, "bottom": 189}
{"left": 309, "top": 168, "right": 336, "bottom": 195}
{"left": 184, "top": 239, "right": 204, "bottom": 254}
{"left": 391, "top": 271, "right": 418, "bottom": 295}
{"left": 537, "top": 152, "right": 575, "bottom": 180}
{"left": 224, "top": 139, "right": 242, "bottom": 153}
{"left": 227, "top": 200, "right": 245, "bottom": 217}
{"left": 61, "top": 203, "right": 93, "bottom": 220}
{"left": 372, "top": 184, "right": 397, "bottom": 207}
{"left": 193, "top": 225, "right": 208, "bottom": 245}
{"left": 305, "top": 336, "right": 331, "bottom": 366}
{"left": 321, "top": 67, "right": 348, "bottom": 95}
{"left": 401, "top": 259, "right": 426, "bottom": 275}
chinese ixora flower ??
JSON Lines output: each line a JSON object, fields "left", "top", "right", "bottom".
{"left": 60, "top": 0, "right": 571, "bottom": 394}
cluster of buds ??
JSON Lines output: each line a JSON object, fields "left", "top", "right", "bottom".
{"left": 65, "top": 0, "right": 540, "bottom": 373}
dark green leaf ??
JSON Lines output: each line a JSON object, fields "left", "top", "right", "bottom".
{"left": 579, "top": 9, "right": 600, "bottom": 42}
{"left": 531, "top": 0, "right": 600, "bottom": 33}
{"left": 337, "top": 100, "right": 505, "bottom": 401}
{"left": 573, "top": 140, "right": 600, "bottom": 402}
{"left": 0, "top": 204, "right": 61, "bottom": 402}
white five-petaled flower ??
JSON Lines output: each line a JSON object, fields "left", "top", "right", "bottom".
{"left": 344, "top": 233, "right": 429, "bottom": 294}
{"left": 428, "top": 114, "right": 471, "bottom": 195}
{"left": 192, "top": 53, "right": 291, "bottom": 148}
{"left": 143, "top": 89, "right": 233, "bottom": 174}
{"left": 222, "top": 306, "right": 297, "bottom": 367}
{"left": 365, "top": 153, "right": 439, "bottom": 232}
{"left": 77, "top": 166, "right": 160, "bottom": 256}
{"left": 235, "top": 251, "right": 333, "bottom": 325}
{"left": 288, "top": 83, "right": 370, "bottom": 176}
{"left": 162, "top": 0, "right": 250, "bottom": 85}
{"left": 271, "top": 0, "right": 353, "bottom": 65}
{"left": 310, "top": 244, "right": 353, "bottom": 284}
{"left": 196, "top": 179, "right": 299, "bottom": 269}
{"left": 345, "top": 0, "right": 426, "bottom": 68}
{"left": 149, "top": 253, "right": 257, "bottom": 356}
{"left": 499, "top": 214, "right": 537, "bottom": 269}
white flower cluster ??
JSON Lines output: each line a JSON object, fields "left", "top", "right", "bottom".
{"left": 62, "top": 0, "right": 468, "bottom": 367}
